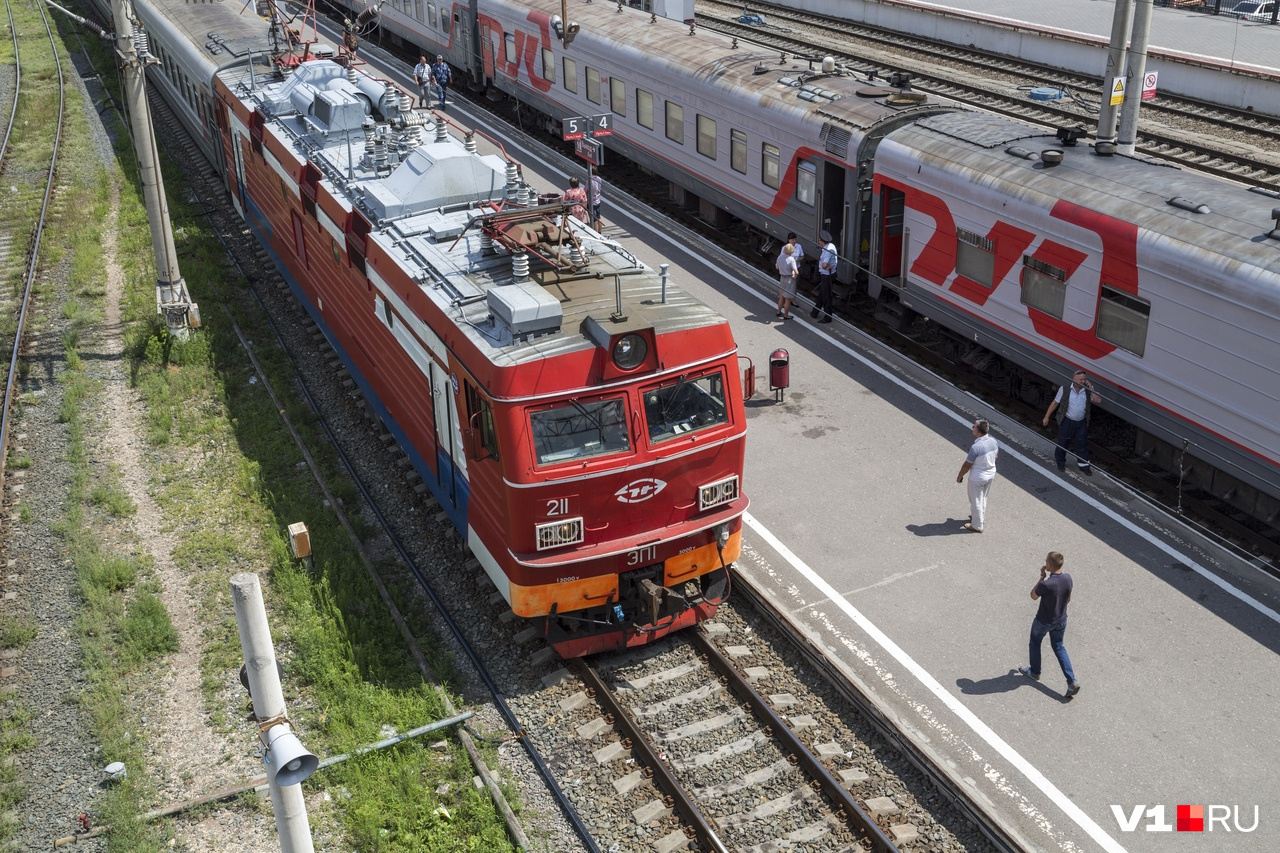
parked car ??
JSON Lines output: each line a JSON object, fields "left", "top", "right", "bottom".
{"left": 1224, "top": 0, "right": 1276, "bottom": 19}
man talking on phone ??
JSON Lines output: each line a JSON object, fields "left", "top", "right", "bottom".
{"left": 1042, "top": 369, "right": 1102, "bottom": 476}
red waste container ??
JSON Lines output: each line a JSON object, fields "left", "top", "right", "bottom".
{"left": 769, "top": 348, "right": 789, "bottom": 397}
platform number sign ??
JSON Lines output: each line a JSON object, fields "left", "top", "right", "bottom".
{"left": 562, "top": 116, "right": 587, "bottom": 141}
{"left": 562, "top": 113, "right": 614, "bottom": 141}
{"left": 1141, "top": 71, "right": 1158, "bottom": 102}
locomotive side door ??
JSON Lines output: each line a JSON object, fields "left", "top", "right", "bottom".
{"left": 430, "top": 361, "right": 459, "bottom": 507}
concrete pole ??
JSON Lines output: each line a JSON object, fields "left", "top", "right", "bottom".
{"left": 1116, "top": 0, "right": 1156, "bottom": 156}
{"left": 1095, "top": 0, "right": 1136, "bottom": 152}
{"left": 111, "top": 0, "right": 196, "bottom": 338}
{"left": 230, "top": 573, "right": 315, "bottom": 853}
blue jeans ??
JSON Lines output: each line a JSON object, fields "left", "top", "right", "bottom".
{"left": 1055, "top": 416, "right": 1089, "bottom": 469}
{"left": 1029, "top": 616, "right": 1076, "bottom": 684}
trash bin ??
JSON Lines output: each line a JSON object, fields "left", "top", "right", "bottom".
{"left": 538, "top": 192, "right": 562, "bottom": 206}
{"left": 769, "top": 348, "right": 789, "bottom": 401}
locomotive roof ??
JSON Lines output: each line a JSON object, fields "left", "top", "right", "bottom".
{"left": 890, "top": 112, "right": 1280, "bottom": 285}
{"left": 220, "top": 60, "right": 727, "bottom": 369}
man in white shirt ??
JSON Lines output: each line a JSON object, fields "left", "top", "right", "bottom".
{"left": 1042, "top": 369, "right": 1102, "bottom": 475}
{"left": 412, "top": 55, "right": 430, "bottom": 108}
{"left": 957, "top": 418, "right": 999, "bottom": 532}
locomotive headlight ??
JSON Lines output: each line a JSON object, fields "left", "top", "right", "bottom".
{"left": 536, "top": 517, "right": 584, "bottom": 551}
{"left": 612, "top": 334, "right": 648, "bottom": 370}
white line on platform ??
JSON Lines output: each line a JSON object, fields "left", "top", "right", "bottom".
{"left": 744, "top": 511, "right": 1129, "bottom": 853}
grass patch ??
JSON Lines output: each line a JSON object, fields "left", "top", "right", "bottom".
{"left": 0, "top": 616, "right": 37, "bottom": 649}
{"left": 119, "top": 589, "right": 180, "bottom": 666}
{"left": 89, "top": 483, "right": 137, "bottom": 517}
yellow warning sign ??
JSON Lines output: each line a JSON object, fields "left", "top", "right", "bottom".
{"left": 1109, "top": 77, "right": 1126, "bottom": 106}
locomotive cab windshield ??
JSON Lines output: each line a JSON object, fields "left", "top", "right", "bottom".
{"left": 530, "top": 397, "right": 631, "bottom": 465}
{"left": 644, "top": 371, "right": 729, "bottom": 443}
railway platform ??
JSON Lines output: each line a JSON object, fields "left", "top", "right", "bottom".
{"left": 327, "top": 33, "right": 1279, "bottom": 852}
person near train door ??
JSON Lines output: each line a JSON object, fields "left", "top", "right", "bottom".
{"left": 412, "top": 55, "right": 431, "bottom": 108}
{"left": 1019, "top": 551, "right": 1080, "bottom": 698}
{"left": 775, "top": 243, "right": 798, "bottom": 320}
{"left": 811, "top": 229, "right": 836, "bottom": 323}
{"left": 563, "top": 177, "right": 589, "bottom": 223}
{"left": 431, "top": 55, "right": 452, "bottom": 109}
{"left": 785, "top": 232, "right": 804, "bottom": 274}
{"left": 956, "top": 418, "right": 998, "bottom": 533}
{"left": 589, "top": 167, "right": 604, "bottom": 231}
{"left": 1042, "top": 369, "right": 1102, "bottom": 475}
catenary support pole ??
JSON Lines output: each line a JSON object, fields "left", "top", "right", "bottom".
{"left": 1116, "top": 0, "right": 1155, "bottom": 156}
{"left": 110, "top": 0, "right": 196, "bottom": 336}
{"left": 230, "top": 573, "right": 315, "bottom": 853}
{"left": 1095, "top": 0, "right": 1135, "bottom": 151}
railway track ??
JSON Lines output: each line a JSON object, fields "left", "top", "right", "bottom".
{"left": 579, "top": 631, "right": 897, "bottom": 852}
{"left": 0, "top": 0, "right": 67, "bottom": 502}
{"left": 698, "top": 0, "right": 1280, "bottom": 187}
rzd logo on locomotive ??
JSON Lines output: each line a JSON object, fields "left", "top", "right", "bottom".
{"left": 615, "top": 478, "right": 667, "bottom": 503}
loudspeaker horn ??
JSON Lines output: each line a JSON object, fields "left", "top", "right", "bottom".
{"left": 263, "top": 724, "right": 319, "bottom": 787}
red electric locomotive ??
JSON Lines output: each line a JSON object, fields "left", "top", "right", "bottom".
{"left": 213, "top": 58, "right": 748, "bottom": 656}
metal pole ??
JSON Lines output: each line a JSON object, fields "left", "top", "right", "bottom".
{"left": 1095, "top": 0, "right": 1135, "bottom": 152}
{"left": 1116, "top": 0, "right": 1155, "bottom": 156}
{"left": 230, "top": 573, "right": 315, "bottom": 853}
{"left": 111, "top": 0, "right": 195, "bottom": 337}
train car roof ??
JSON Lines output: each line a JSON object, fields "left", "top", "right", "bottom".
{"left": 507, "top": 0, "right": 956, "bottom": 145}
{"left": 885, "top": 111, "right": 1280, "bottom": 284}
{"left": 218, "top": 60, "right": 727, "bottom": 369}
{"left": 138, "top": 0, "right": 275, "bottom": 64}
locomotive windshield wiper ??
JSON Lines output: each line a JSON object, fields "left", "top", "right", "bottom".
{"left": 569, "top": 399, "right": 603, "bottom": 433}
{"left": 660, "top": 375, "right": 688, "bottom": 422}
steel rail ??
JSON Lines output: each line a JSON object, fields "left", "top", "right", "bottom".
{"left": 577, "top": 658, "right": 731, "bottom": 853}
{"left": 0, "top": 0, "right": 66, "bottom": 500}
{"left": 688, "top": 630, "right": 901, "bottom": 853}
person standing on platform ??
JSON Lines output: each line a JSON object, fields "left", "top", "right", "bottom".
{"left": 589, "top": 167, "right": 604, "bottom": 231}
{"left": 775, "top": 243, "right": 798, "bottom": 320}
{"left": 1042, "top": 368, "right": 1102, "bottom": 475}
{"left": 412, "top": 55, "right": 431, "bottom": 108}
{"left": 811, "top": 229, "right": 837, "bottom": 323}
{"left": 1019, "top": 551, "right": 1080, "bottom": 698}
{"left": 431, "top": 55, "right": 452, "bottom": 109}
{"left": 786, "top": 232, "right": 804, "bottom": 276}
{"left": 956, "top": 418, "right": 998, "bottom": 533}
{"left": 563, "top": 177, "right": 588, "bottom": 224}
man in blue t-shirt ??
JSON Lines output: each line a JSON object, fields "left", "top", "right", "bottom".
{"left": 1019, "top": 551, "right": 1080, "bottom": 697}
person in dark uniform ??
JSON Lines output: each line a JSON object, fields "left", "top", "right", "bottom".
{"left": 811, "top": 229, "right": 837, "bottom": 323}
{"left": 431, "top": 55, "right": 452, "bottom": 109}
{"left": 1019, "top": 551, "right": 1080, "bottom": 697}
{"left": 1042, "top": 369, "right": 1102, "bottom": 475}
